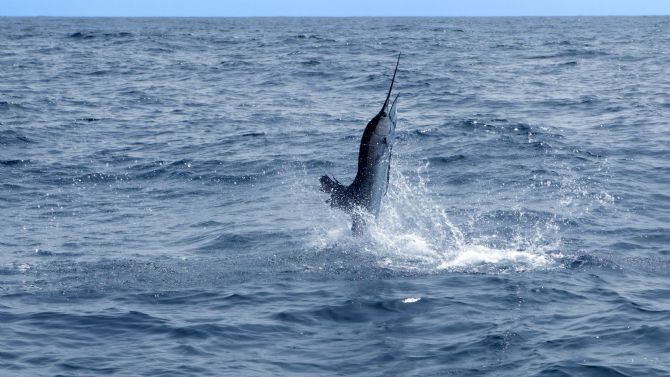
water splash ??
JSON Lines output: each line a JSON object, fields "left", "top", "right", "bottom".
{"left": 312, "top": 162, "right": 561, "bottom": 273}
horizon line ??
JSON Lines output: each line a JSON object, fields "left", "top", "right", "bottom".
{"left": 1, "top": 14, "right": 669, "bottom": 18}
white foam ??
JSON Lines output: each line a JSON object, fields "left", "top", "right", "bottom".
{"left": 439, "top": 244, "right": 552, "bottom": 269}
{"left": 310, "top": 161, "right": 562, "bottom": 273}
{"left": 366, "top": 224, "right": 555, "bottom": 272}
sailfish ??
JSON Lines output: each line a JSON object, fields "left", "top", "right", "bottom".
{"left": 320, "top": 54, "right": 400, "bottom": 234}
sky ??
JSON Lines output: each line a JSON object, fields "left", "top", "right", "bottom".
{"left": 2, "top": 0, "right": 670, "bottom": 17}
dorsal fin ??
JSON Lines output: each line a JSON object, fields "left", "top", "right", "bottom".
{"left": 381, "top": 52, "right": 401, "bottom": 111}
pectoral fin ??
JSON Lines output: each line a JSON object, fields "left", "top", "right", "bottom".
{"left": 320, "top": 175, "right": 354, "bottom": 211}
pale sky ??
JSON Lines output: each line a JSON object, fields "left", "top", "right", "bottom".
{"left": 2, "top": 0, "right": 669, "bottom": 17}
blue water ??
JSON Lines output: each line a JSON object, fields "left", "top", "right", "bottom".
{"left": 1, "top": 16, "right": 669, "bottom": 376}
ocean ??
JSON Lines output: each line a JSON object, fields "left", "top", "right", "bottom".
{"left": 1, "top": 16, "right": 669, "bottom": 376}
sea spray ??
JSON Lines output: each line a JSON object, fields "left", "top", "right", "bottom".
{"left": 311, "top": 161, "right": 560, "bottom": 272}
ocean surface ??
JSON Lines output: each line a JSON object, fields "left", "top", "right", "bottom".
{"left": 1, "top": 16, "right": 669, "bottom": 376}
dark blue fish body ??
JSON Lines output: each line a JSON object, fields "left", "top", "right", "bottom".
{"left": 320, "top": 55, "right": 400, "bottom": 234}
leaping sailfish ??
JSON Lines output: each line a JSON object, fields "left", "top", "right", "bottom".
{"left": 320, "top": 54, "right": 400, "bottom": 234}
